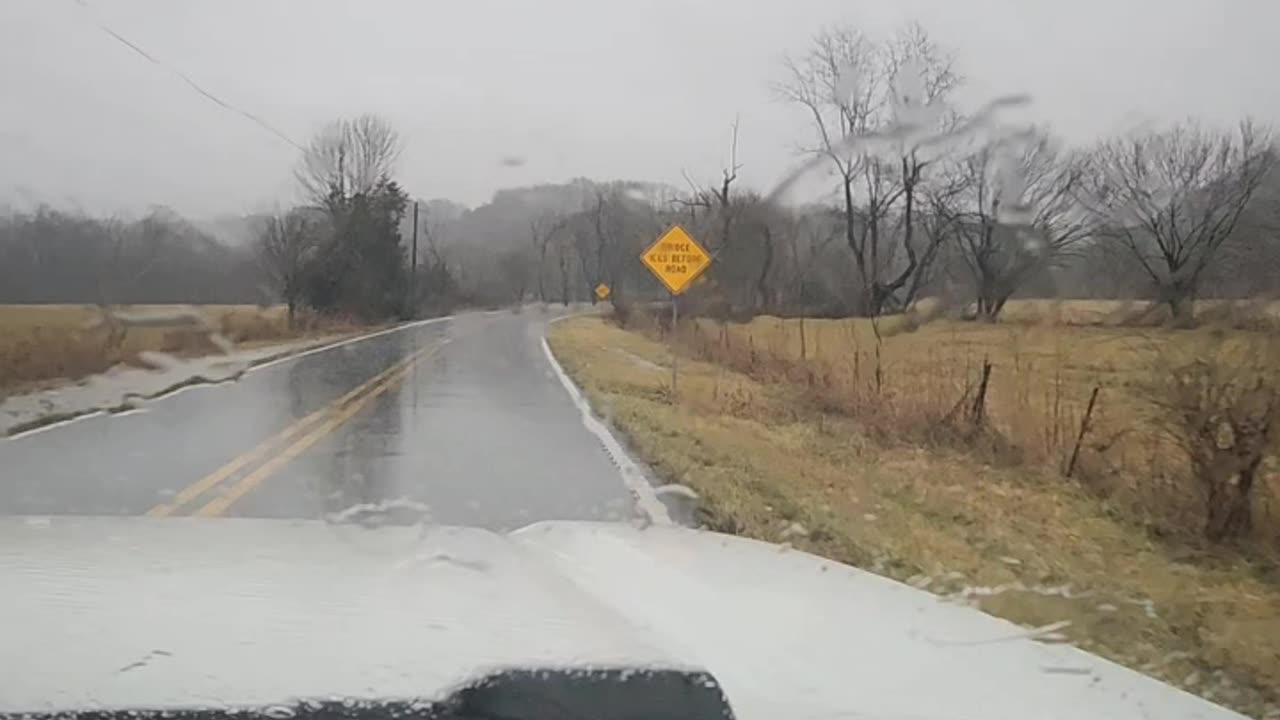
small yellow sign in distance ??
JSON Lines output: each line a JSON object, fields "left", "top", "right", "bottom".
{"left": 595, "top": 283, "right": 611, "bottom": 300}
{"left": 640, "top": 225, "right": 712, "bottom": 295}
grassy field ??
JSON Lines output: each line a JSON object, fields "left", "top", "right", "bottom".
{"left": 548, "top": 305, "right": 1280, "bottom": 718}
{"left": 682, "top": 302, "right": 1280, "bottom": 548}
{"left": 0, "top": 304, "right": 362, "bottom": 395}
{"left": 975, "top": 297, "right": 1280, "bottom": 328}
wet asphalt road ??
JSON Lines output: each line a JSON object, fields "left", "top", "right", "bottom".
{"left": 0, "top": 310, "right": 638, "bottom": 529}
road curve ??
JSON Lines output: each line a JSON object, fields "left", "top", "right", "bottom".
{"left": 0, "top": 309, "right": 641, "bottom": 529}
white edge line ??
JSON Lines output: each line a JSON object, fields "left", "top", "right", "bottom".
{"left": 5, "top": 410, "right": 109, "bottom": 439}
{"left": 539, "top": 324, "right": 672, "bottom": 526}
{"left": 249, "top": 315, "right": 453, "bottom": 372}
{"left": 4, "top": 315, "right": 455, "bottom": 440}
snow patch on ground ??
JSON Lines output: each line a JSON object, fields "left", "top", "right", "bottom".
{"left": 1, "top": 315, "right": 458, "bottom": 439}
{"left": 0, "top": 340, "right": 317, "bottom": 438}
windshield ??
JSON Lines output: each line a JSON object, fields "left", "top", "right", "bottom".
{"left": 1, "top": 2, "right": 1278, "bottom": 719}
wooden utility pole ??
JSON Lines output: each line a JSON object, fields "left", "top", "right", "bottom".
{"left": 410, "top": 200, "right": 419, "bottom": 317}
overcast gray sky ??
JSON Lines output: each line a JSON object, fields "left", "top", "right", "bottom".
{"left": 2, "top": 0, "right": 1278, "bottom": 217}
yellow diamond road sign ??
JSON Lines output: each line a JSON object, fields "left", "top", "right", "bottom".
{"left": 595, "top": 283, "right": 611, "bottom": 300}
{"left": 640, "top": 225, "right": 711, "bottom": 295}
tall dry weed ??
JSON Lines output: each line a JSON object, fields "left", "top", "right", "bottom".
{"left": 630, "top": 305, "right": 1280, "bottom": 551}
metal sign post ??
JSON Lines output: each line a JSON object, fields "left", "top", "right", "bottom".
{"left": 639, "top": 225, "right": 711, "bottom": 400}
{"left": 670, "top": 293, "right": 678, "bottom": 393}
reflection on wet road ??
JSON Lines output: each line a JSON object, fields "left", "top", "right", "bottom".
{"left": 0, "top": 310, "right": 637, "bottom": 529}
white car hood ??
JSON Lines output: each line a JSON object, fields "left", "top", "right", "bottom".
{"left": 0, "top": 517, "right": 1241, "bottom": 720}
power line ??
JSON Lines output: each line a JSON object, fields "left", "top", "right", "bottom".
{"left": 69, "top": 1, "right": 306, "bottom": 151}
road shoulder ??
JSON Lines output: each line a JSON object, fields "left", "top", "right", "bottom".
{"left": 539, "top": 320, "right": 673, "bottom": 526}
{"left": 0, "top": 324, "right": 411, "bottom": 439}
{"left": 545, "top": 315, "right": 1280, "bottom": 719}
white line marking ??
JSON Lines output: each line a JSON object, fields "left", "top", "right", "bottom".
{"left": 249, "top": 315, "right": 453, "bottom": 372}
{"left": 5, "top": 411, "right": 108, "bottom": 440}
{"left": 4, "top": 315, "right": 456, "bottom": 439}
{"left": 539, "top": 332, "right": 671, "bottom": 526}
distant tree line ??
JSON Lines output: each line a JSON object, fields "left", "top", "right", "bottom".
{"left": 0, "top": 206, "right": 265, "bottom": 304}
{"left": 0, "top": 114, "right": 467, "bottom": 324}
{"left": 431, "top": 23, "right": 1280, "bottom": 326}
{"left": 4, "top": 25, "right": 1279, "bottom": 327}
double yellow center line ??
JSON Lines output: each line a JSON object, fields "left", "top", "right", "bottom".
{"left": 147, "top": 343, "right": 441, "bottom": 518}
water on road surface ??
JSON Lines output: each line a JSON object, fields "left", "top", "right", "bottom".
{"left": 0, "top": 309, "right": 640, "bottom": 529}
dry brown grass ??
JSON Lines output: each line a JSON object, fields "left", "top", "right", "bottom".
{"left": 548, "top": 313, "right": 1280, "bottom": 718}
{"left": 669, "top": 304, "right": 1280, "bottom": 551}
{"left": 978, "top": 298, "right": 1280, "bottom": 329}
{"left": 0, "top": 304, "right": 364, "bottom": 395}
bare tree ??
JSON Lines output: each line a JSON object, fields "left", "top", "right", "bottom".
{"left": 497, "top": 245, "right": 533, "bottom": 305}
{"left": 555, "top": 232, "right": 575, "bottom": 306}
{"left": 296, "top": 114, "right": 402, "bottom": 211}
{"left": 755, "top": 220, "right": 776, "bottom": 311}
{"left": 710, "top": 192, "right": 795, "bottom": 313}
{"left": 678, "top": 117, "right": 744, "bottom": 256}
{"left": 0, "top": 207, "right": 265, "bottom": 306}
{"left": 676, "top": 119, "right": 777, "bottom": 317}
{"left": 559, "top": 182, "right": 668, "bottom": 308}
{"left": 414, "top": 204, "right": 444, "bottom": 270}
{"left": 292, "top": 115, "right": 411, "bottom": 320}
{"left": 575, "top": 190, "right": 615, "bottom": 303}
{"left": 788, "top": 212, "right": 840, "bottom": 358}
{"left": 257, "top": 210, "right": 320, "bottom": 326}
{"left": 530, "top": 212, "right": 567, "bottom": 304}
{"left": 1146, "top": 335, "right": 1280, "bottom": 541}
{"left": 98, "top": 213, "right": 175, "bottom": 307}
{"left": 1082, "top": 120, "right": 1274, "bottom": 323}
{"left": 778, "top": 23, "right": 960, "bottom": 315}
{"left": 936, "top": 130, "right": 1093, "bottom": 320}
